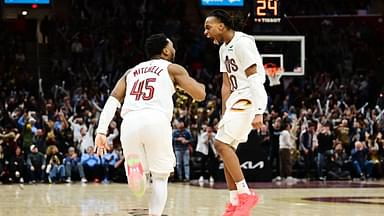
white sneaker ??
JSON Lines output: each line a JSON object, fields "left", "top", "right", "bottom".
{"left": 286, "top": 176, "right": 298, "bottom": 183}
{"left": 273, "top": 176, "right": 282, "bottom": 182}
{"left": 19, "top": 178, "right": 24, "bottom": 184}
{"left": 81, "top": 178, "right": 88, "bottom": 183}
{"left": 209, "top": 176, "right": 214, "bottom": 183}
{"left": 198, "top": 176, "right": 204, "bottom": 182}
{"left": 65, "top": 177, "right": 72, "bottom": 183}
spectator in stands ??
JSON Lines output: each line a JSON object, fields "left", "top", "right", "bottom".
{"left": 107, "top": 121, "right": 119, "bottom": 146}
{"left": 351, "top": 119, "right": 366, "bottom": 144}
{"left": 68, "top": 115, "right": 87, "bottom": 147}
{"left": 315, "top": 122, "right": 334, "bottom": 180}
{"left": 78, "top": 125, "right": 94, "bottom": 154}
{"left": 9, "top": 146, "right": 25, "bottom": 183}
{"left": 45, "top": 145, "right": 65, "bottom": 183}
{"left": 269, "top": 116, "right": 281, "bottom": 177}
{"left": 351, "top": 141, "right": 374, "bottom": 180}
{"left": 335, "top": 119, "right": 351, "bottom": 153}
{"left": 277, "top": 122, "right": 295, "bottom": 182}
{"left": 45, "top": 120, "right": 57, "bottom": 147}
{"left": 110, "top": 146, "right": 126, "bottom": 183}
{"left": 173, "top": 120, "right": 193, "bottom": 182}
{"left": 81, "top": 146, "right": 101, "bottom": 182}
{"left": 101, "top": 143, "right": 119, "bottom": 184}
{"left": 299, "top": 122, "right": 317, "bottom": 179}
{"left": 19, "top": 113, "right": 37, "bottom": 153}
{"left": 54, "top": 111, "right": 72, "bottom": 154}
{"left": 27, "top": 145, "right": 46, "bottom": 183}
{"left": 327, "top": 143, "right": 351, "bottom": 180}
{"left": 367, "top": 132, "right": 381, "bottom": 178}
{"left": 64, "top": 146, "right": 87, "bottom": 183}
{"left": 0, "top": 127, "right": 19, "bottom": 178}
{"left": 196, "top": 125, "right": 218, "bottom": 183}
{"left": 32, "top": 129, "right": 47, "bottom": 154}
{"left": 376, "top": 132, "right": 384, "bottom": 175}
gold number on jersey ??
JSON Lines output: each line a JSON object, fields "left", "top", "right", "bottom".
{"left": 229, "top": 75, "right": 238, "bottom": 91}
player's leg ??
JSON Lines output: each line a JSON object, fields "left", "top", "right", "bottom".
{"left": 223, "top": 165, "right": 238, "bottom": 216}
{"left": 120, "top": 117, "right": 148, "bottom": 197}
{"left": 215, "top": 132, "right": 248, "bottom": 215}
{"left": 142, "top": 113, "right": 175, "bottom": 216}
{"left": 224, "top": 165, "right": 237, "bottom": 191}
{"left": 215, "top": 138, "right": 245, "bottom": 183}
{"left": 149, "top": 172, "right": 170, "bottom": 216}
{"left": 216, "top": 113, "right": 259, "bottom": 215}
{"left": 215, "top": 116, "right": 251, "bottom": 193}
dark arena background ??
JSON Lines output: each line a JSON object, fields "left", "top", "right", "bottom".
{"left": 0, "top": 0, "right": 384, "bottom": 215}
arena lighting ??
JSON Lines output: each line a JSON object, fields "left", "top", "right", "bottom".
{"left": 21, "top": 10, "right": 28, "bottom": 16}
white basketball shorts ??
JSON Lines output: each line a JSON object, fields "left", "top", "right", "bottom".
{"left": 215, "top": 91, "right": 256, "bottom": 149}
{"left": 120, "top": 110, "right": 176, "bottom": 175}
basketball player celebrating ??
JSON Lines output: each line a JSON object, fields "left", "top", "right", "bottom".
{"left": 204, "top": 10, "right": 268, "bottom": 216}
{"left": 94, "top": 33, "right": 206, "bottom": 216}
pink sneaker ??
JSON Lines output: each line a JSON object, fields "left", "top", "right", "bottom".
{"left": 222, "top": 203, "right": 237, "bottom": 216}
{"left": 126, "top": 154, "right": 146, "bottom": 197}
{"left": 233, "top": 192, "right": 259, "bottom": 216}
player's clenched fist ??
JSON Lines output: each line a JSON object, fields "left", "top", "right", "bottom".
{"left": 251, "top": 114, "right": 264, "bottom": 129}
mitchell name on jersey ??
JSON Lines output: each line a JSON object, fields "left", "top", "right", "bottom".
{"left": 132, "top": 66, "right": 163, "bottom": 77}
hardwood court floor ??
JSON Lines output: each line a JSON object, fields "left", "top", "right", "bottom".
{"left": 0, "top": 180, "right": 384, "bottom": 216}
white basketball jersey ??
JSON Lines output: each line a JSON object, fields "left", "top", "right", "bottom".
{"left": 219, "top": 31, "right": 265, "bottom": 92}
{"left": 121, "top": 59, "right": 175, "bottom": 121}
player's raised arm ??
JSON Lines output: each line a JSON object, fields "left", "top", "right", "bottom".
{"left": 168, "top": 63, "right": 206, "bottom": 101}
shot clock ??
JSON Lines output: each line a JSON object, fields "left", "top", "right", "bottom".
{"left": 254, "top": 0, "right": 281, "bottom": 23}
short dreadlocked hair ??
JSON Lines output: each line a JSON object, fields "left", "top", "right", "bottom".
{"left": 207, "top": 9, "right": 234, "bottom": 29}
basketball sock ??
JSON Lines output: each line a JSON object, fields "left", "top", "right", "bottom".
{"left": 229, "top": 190, "right": 239, "bottom": 206}
{"left": 235, "top": 179, "right": 250, "bottom": 194}
{"left": 149, "top": 178, "right": 168, "bottom": 215}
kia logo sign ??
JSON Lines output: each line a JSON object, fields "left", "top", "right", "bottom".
{"left": 219, "top": 161, "right": 265, "bottom": 170}
{"left": 241, "top": 161, "right": 265, "bottom": 169}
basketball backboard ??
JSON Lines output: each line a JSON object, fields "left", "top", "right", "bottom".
{"left": 254, "top": 35, "right": 305, "bottom": 76}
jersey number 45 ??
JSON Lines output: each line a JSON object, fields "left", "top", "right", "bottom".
{"left": 130, "top": 78, "right": 156, "bottom": 101}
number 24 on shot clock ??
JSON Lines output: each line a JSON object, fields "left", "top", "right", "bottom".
{"left": 254, "top": 0, "right": 281, "bottom": 23}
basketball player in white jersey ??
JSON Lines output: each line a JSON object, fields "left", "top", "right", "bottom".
{"left": 204, "top": 10, "right": 268, "bottom": 216}
{"left": 94, "top": 33, "right": 206, "bottom": 216}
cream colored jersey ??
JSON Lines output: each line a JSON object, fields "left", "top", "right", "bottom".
{"left": 216, "top": 32, "right": 267, "bottom": 146}
{"left": 219, "top": 31, "right": 265, "bottom": 92}
{"left": 121, "top": 59, "right": 175, "bottom": 121}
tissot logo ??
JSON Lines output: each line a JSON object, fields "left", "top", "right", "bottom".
{"left": 219, "top": 161, "right": 265, "bottom": 170}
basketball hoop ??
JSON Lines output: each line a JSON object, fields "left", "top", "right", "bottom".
{"left": 265, "top": 63, "right": 283, "bottom": 86}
